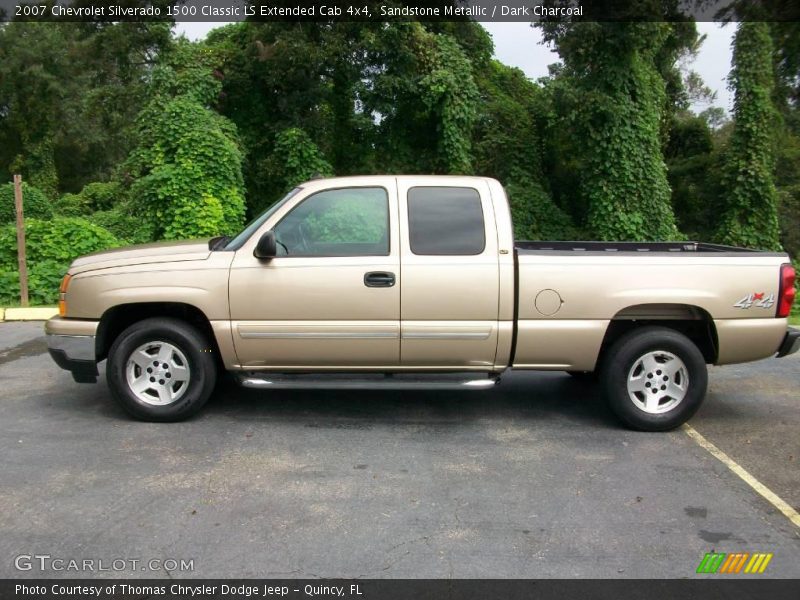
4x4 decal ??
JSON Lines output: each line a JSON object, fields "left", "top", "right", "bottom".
{"left": 734, "top": 292, "right": 775, "bottom": 310}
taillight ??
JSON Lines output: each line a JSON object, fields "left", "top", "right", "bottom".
{"left": 58, "top": 274, "right": 72, "bottom": 317}
{"left": 777, "top": 263, "right": 796, "bottom": 318}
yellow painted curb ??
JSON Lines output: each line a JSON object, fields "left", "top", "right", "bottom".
{"left": 0, "top": 308, "right": 4, "bottom": 322}
{"left": 2, "top": 307, "right": 58, "bottom": 321}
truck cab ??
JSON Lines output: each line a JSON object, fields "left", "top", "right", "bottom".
{"left": 225, "top": 175, "right": 512, "bottom": 371}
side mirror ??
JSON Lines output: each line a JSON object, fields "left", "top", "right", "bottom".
{"left": 254, "top": 230, "right": 278, "bottom": 259}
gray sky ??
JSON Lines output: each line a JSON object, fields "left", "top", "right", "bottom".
{"left": 175, "top": 21, "right": 735, "bottom": 114}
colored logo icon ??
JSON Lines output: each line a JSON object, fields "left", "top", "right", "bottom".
{"left": 696, "top": 552, "right": 773, "bottom": 574}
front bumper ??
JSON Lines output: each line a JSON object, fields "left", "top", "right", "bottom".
{"left": 776, "top": 327, "right": 800, "bottom": 358}
{"left": 45, "top": 317, "right": 99, "bottom": 383}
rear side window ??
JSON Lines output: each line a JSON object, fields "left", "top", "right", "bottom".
{"left": 407, "top": 187, "right": 485, "bottom": 255}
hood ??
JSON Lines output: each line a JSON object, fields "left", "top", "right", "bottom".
{"left": 70, "top": 239, "right": 213, "bottom": 274}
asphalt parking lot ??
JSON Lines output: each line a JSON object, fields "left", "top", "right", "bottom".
{"left": 1, "top": 322, "right": 798, "bottom": 579}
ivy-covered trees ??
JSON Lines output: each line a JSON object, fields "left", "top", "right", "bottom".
{"left": 0, "top": 21, "right": 172, "bottom": 196}
{"left": 539, "top": 22, "right": 680, "bottom": 241}
{"left": 125, "top": 41, "right": 247, "bottom": 240}
{"left": 0, "top": 18, "right": 798, "bottom": 266}
{"left": 715, "top": 22, "right": 782, "bottom": 251}
{"left": 262, "top": 128, "right": 334, "bottom": 210}
{"left": 415, "top": 29, "right": 479, "bottom": 174}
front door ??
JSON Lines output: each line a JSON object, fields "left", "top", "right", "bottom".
{"left": 228, "top": 184, "right": 400, "bottom": 368}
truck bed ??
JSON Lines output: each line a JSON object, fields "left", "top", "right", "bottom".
{"left": 515, "top": 241, "right": 777, "bottom": 255}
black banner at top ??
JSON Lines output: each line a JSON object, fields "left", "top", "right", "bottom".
{"left": 1, "top": 0, "right": 799, "bottom": 23}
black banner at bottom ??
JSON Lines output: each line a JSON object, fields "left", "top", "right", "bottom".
{"left": 3, "top": 579, "right": 800, "bottom": 600}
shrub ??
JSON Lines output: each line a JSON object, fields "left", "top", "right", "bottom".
{"left": 51, "top": 182, "right": 122, "bottom": 218}
{"left": 0, "top": 182, "right": 54, "bottom": 224}
{"left": 0, "top": 261, "right": 64, "bottom": 306}
{"left": 54, "top": 193, "right": 90, "bottom": 217}
{"left": 91, "top": 204, "right": 154, "bottom": 245}
{"left": 505, "top": 177, "right": 579, "bottom": 241}
{"left": 265, "top": 128, "right": 334, "bottom": 193}
{"left": 125, "top": 41, "right": 247, "bottom": 240}
{"left": 0, "top": 217, "right": 120, "bottom": 304}
{"left": 78, "top": 181, "right": 122, "bottom": 212}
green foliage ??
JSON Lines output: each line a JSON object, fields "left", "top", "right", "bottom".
{"left": 91, "top": 204, "right": 154, "bottom": 245}
{"left": 264, "top": 128, "right": 334, "bottom": 204}
{"left": 778, "top": 186, "right": 800, "bottom": 260}
{"left": 538, "top": 22, "right": 680, "bottom": 241}
{"left": 0, "top": 260, "right": 65, "bottom": 306}
{"left": 716, "top": 23, "right": 781, "bottom": 251}
{"left": 473, "top": 61, "right": 544, "bottom": 183}
{"left": 0, "top": 216, "right": 120, "bottom": 266}
{"left": 125, "top": 41, "right": 247, "bottom": 240}
{"left": 416, "top": 31, "right": 479, "bottom": 174}
{"left": 1, "top": 19, "right": 798, "bottom": 256}
{"left": 77, "top": 181, "right": 121, "bottom": 212}
{"left": 54, "top": 193, "right": 89, "bottom": 217}
{"left": 665, "top": 114, "right": 723, "bottom": 239}
{"left": 0, "top": 217, "right": 120, "bottom": 304}
{"left": 0, "top": 21, "right": 172, "bottom": 196}
{"left": 52, "top": 181, "right": 121, "bottom": 217}
{"left": 506, "top": 176, "right": 579, "bottom": 241}
{"left": 0, "top": 182, "right": 53, "bottom": 224}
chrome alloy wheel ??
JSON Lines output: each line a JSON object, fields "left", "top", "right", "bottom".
{"left": 626, "top": 350, "right": 689, "bottom": 414}
{"left": 125, "top": 341, "right": 190, "bottom": 406}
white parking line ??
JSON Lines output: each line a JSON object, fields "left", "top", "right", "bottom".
{"left": 683, "top": 423, "right": 800, "bottom": 529}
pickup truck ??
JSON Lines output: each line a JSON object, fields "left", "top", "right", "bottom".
{"left": 46, "top": 175, "right": 798, "bottom": 430}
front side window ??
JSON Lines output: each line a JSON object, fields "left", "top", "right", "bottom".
{"left": 407, "top": 187, "right": 485, "bottom": 255}
{"left": 225, "top": 188, "right": 301, "bottom": 250}
{"left": 273, "top": 187, "right": 389, "bottom": 257}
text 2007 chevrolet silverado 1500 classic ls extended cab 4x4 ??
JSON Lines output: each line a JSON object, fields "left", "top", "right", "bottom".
{"left": 45, "top": 176, "right": 799, "bottom": 430}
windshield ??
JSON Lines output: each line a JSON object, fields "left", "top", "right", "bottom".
{"left": 224, "top": 188, "right": 302, "bottom": 250}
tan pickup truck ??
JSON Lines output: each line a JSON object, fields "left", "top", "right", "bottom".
{"left": 46, "top": 175, "right": 798, "bottom": 430}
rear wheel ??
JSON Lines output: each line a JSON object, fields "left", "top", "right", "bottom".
{"left": 601, "top": 326, "right": 707, "bottom": 431}
{"left": 107, "top": 317, "right": 217, "bottom": 422}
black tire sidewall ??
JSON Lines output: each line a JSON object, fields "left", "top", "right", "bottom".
{"left": 107, "top": 318, "right": 216, "bottom": 421}
{"left": 602, "top": 327, "right": 708, "bottom": 431}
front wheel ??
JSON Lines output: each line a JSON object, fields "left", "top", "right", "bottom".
{"left": 601, "top": 327, "right": 708, "bottom": 431}
{"left": 107, "top": 317, "right": 217, "bottom": 422}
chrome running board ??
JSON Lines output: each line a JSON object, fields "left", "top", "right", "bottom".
{"left": 236, "top": 372, "right": 500, "bottom": 391}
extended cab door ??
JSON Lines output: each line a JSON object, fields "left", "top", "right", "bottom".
{"left": 397, "top": 178, "right": 500, "bottom": 368}
{"left": 228, "top": 182, "right": 400, "bottom": 368}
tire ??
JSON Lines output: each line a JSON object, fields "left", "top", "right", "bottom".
{"left": 107, "top": 317, "right": 217, "bottom": 422}
{"left": 600, "top": 326, "right": 708, "bottom": 431}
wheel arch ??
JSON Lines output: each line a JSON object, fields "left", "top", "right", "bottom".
{"left": 96, "top": 302, "right": 220, "bottom": 362}
{"left": 597, "top": 303, "right": 718, "bottom": 367}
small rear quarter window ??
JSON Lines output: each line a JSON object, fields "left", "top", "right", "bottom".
{"left": 407, "top": 187, "right": 485, "bottom": 255}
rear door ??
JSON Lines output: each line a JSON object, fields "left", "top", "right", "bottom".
{"left": 397, "top": 178, "right": 500, "bottom": 368}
